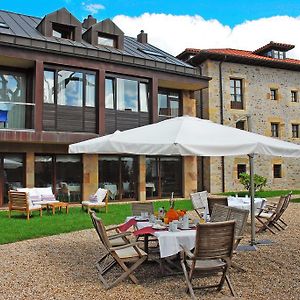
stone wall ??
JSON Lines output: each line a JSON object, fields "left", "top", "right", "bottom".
{"left": 200, "top": 60, "right": 300, "bottom": 192}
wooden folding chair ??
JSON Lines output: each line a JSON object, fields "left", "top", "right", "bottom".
{"left": 90, "top": 211, "right": 147, "bottom": 289}
{"left": 180, "top": 220, "right": 236, "bottom": 299}
{"left": 190, "top": 191, "right": 208, "bottom": 218}
{"left": 207, "top": 196, "right": 228, "bottom": 216}
{"left": 271, "top": 192, "right": 292, "bottom": 230}
{"left": 255, "top": 195, "right": 286, "bottom": 234}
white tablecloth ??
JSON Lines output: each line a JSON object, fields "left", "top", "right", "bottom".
{"left": 131, "top": 219, "right": 196, "bottom": 258}
{"left": 228, "top": 196, "right": 266, "bottom": 214}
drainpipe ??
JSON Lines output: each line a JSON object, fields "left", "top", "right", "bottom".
{"left": 219, "top": 56, "right": 227, "bottom": 192}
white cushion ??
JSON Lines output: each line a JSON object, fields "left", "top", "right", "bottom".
{"left": 82, "top": 201, "right": 106, "bottom": 207}
{"left": 94, "top": 188, "right": 108, "bottom": 203}
{"left": 34, "top": 187, "right": 53, "bottom": 197}
{"left": 29, "top": 203, "right": 42, "bottom": 210}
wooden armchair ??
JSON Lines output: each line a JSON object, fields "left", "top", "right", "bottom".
{"left": 211, "top": 204, "right": 249, "bottom": 272}
{"left": 90, "top": 211, "right": 147, "bottom": 289}
{"left": 82, "top": 188, "right": 109, "bottom": 213}
{"left": 8, "top": 190, "right": 42, "bottom": 220}
{"left": 180, "top": 220, "right": 236, "bottom": 299}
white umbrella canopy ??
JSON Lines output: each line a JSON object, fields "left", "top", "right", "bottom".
{"left": 69, "top": 116, "right": 300, "bottom": 157}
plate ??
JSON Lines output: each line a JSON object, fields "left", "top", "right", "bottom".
{"left": 152, "top": 224, "right": 166, "bottom": 230}
{"left": 135, "top": 216, "right": 149, "bottom": 221}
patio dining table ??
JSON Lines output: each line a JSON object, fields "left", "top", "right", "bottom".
{"left": 228, "top": 196, "right": 266, "bottom": 214}
{"left": 127, "top": 218, "right": 197, "bottom": 259}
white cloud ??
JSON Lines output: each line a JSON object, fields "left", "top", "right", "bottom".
{"left": 82, "top": 3, "right": 105, "bottom": 14}
{"left": 113, "top": 13, "right": 300, "bottom": 58}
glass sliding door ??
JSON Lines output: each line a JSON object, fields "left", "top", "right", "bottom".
{"left": 1, "top": 154, "right": 25, "bottom": 204}
{"left": 35, "top": 154, "right": 82, "bottom": 202}
{"left": 146, "top": 156, "right": 182, "bottom": 199}
{"left": 99, "top": 155, "right": 137, "bottom": 201}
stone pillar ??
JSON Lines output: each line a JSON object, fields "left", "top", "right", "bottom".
{"left": 182, "top": 90, "right": 196, "bottom": 116}
{"left": 83, "top": 154, "right": 98, "bottom": 201}
{"left": 26, "top": 152, "right": 35, "bottom": 187}
{"left": 182, "top": 156, "right": 197, "bottom": 198}
{"left": 138, "top": 155, "right": 146, "bottom": 202}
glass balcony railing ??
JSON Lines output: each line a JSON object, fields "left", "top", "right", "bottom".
{"left": 0, "top": 101, "right": 35, "bottom": 130}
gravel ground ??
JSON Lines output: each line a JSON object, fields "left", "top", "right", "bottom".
{"left": 0, "top": 203, "right": 299, "bottom": 300}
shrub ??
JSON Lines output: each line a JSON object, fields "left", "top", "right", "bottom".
{"left": 239, "top": 173, "right": 267, "bottom": 192}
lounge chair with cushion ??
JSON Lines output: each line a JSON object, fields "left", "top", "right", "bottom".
{"left": 82, "top": 188, "right": 109, "bottom": 213}
{"left": 8, "top": 190, "right": 42, "bottom": 220}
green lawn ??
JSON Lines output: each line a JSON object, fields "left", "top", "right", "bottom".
{"left": 0, "top": 199, "right": 193, "bottom": 245}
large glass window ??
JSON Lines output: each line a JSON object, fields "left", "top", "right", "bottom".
{"left": 105, "top": 76, "right": 149, "bottom": 113}
{"left": 35, "top": 154, "right": 82, "bottom": 203}
{"left": 57, "top": 70, "right": 83, "bottom": 107}
{"left": 44, "top": 69, "right": 96, "bottom": 107}
{"left": 98, "top": 156, "right": 137, "bottom": 201}
{"left": 146, "top": 156, "right": 182, "bottom": 199}
{"left": 117, "top": 79, "right": 138, "bottom": 112}
{"left": 1, "top": 154, "right": 25, "bottom": 204}
{"left": 158, "top": 89, "right": 180, "bottom": 117}
{"left": 0, "top": 71, "right": 33, "bottom": 129}
{"left": 52, "top": 23, "right": 75, "bottom": 40}
{"left": 98, "top": 34, "right": 116, "bottom": 47}
{"left": 230, "top": 78, "right": 243, "bottom": 109}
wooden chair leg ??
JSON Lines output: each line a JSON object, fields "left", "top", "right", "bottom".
{"left": 8, "top": 209, "right": 11, "bottom": 218}
{"left": 225, "top": 274, "right": 236, "bottom": 297}
{"left": 27, "top": 211, "right": 30, "bottom": 220}
{"left": 180, "top": 260, "right": 196, "bottom": 300}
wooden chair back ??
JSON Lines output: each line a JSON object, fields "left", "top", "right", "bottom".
{"left": 228, "top": 206, "right": 249, "bottom": 239}
{"left": 131, "top": 202, "right": 154, "bottom": 216}
{"left": 8, "top": 191, "right": 29, "bottom": 210}
{"left": 210, "top": 204, "right": 230, "bottom": 222}
{"left": 207, "top": 196, "right": 228, "bottom": 216}
{"left": 193, "top": 220, "right": 235, "bottom": 260}
{"left": 190, "top": 191, "right": 208, "bottom": 210}
{"left": 273, "top": 194, "right": 290, "bottom": 222}
{"left": 89, "top": 210, "right": 111, "bottom": 251}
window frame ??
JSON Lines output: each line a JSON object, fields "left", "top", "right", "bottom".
{"left": 237, "top": 164, "right": 246, "bottom": 179}
{"left": 105, "top": 75, "right": 149, "bottom": 113}
{"left": 270, "top": 88, "right": 278, "bottom": 100}
{"left": 273, "top": 164, "right": 282, "bottom": 179}
{"left": 158, "top": 88, "right": 181, "bottom": 117}
{"left": 271, "top": 122, "right": 279, "bottom": 137}
{"left": 52, "top": 23, "right": 75, "bottom": 40}
{"left": 98, "top": 33, "right": 117, "bottom": 48}
{"left": 230, "top": 78, "right": 243, "bottom": 109}
{"left": 291, "top": 90, "right": 298, "bottom": 103}
{"left": 292, "top": 124, "right": 299, "bottom": 138}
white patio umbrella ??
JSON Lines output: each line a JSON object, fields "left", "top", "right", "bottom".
{"left": 69, "top": 116, "right": 300, "bottom": 245}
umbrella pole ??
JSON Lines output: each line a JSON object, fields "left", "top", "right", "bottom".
{"left": 248, "top": 154, "right": 256, "bottom": 246}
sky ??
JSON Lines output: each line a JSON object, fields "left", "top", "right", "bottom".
{"left": 1, "top": 0, "right": 300, "bottom": 57}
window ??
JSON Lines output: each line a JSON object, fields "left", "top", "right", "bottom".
{"left": 236, "top": 121, "right": 245, "bottom": 130}
{"left": 158, "top": 90, "right": 180, "bottom": 117}
{"left": 52, "top": 23, "right": 75, "bottom": 40}
{"left": 237, "top": 164, "right": 246, "bottom": 179}
{"left": 98, "top": 34, "right": 116, "bottom": 47}
{"left": 271, "top": 123, "right": 279, "bottom": 137}
{"left": 291, "top": 91, "right": 298, "bottom": 103}
{"left": 273, "top": 50, "right": 284, "bottom": 59}
{"left": 270, "top": 89, "right": 278, "bottom": 100}
{"left": 44, "top": 69, "right": 95, "bottom": 107}
{"left": 43, "top": 68, "right": 96, "bottom": 132}
{"left": 98, "top": 156, "right": 138, "bottom": 201}
{"left": 292, "top": 124, "right": 299, "bottom": 138}
{"left": 273, "top": 164, "right": 282, "bottom": 178}
{"left": 105, "top": 76, "right": 148, "bottom": 113}
{"left": 230, "top": 79, "right": 243, "bottom": 109}
{"left": 35, "top": 155, "right": 82, "bottom": 202}
{"left": 0, "top": 70, "right": 33, "bottom": 129}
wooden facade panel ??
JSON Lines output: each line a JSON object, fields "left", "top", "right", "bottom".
{"left": 105, "top": 109, "right": 116, "bottom": 134}
{"left": 43, "top": 104, "right": 56, "bottom": 130}
{"left": 139, "top": 112, "right": 150, "bottom": 127}
{"left": 116, "top": 111, "right": 139, "bottom": 131}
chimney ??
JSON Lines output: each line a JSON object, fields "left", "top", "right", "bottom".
{"left": 137, "top": 30, "right": 148, "bottom": 44}
{"left": 82, "top": 15, "right": 97, "bottom": 29}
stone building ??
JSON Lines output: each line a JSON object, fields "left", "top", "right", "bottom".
{"left": 0, "top": 8, "right": 210, "bottom": 206}
{"left": 177, "top": 42, "right": 300, "bottom": 193}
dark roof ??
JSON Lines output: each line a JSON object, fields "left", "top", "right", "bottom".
{"left": 180, "top": 45, "right": 300, "bottom": 72}
{"left": 252, "top": 41, "right": 295, "bottom": 55}
{"left": 0, "top": 9, "right": 199, "bottom": 77}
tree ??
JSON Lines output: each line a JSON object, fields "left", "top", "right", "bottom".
{"left": 239, "top": 173, "right": 267, "bottom": 193}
